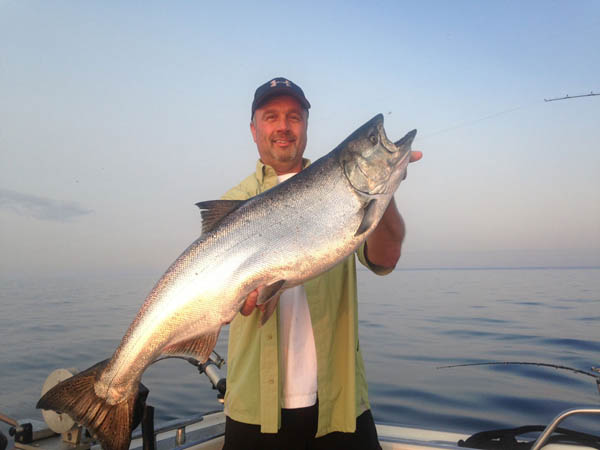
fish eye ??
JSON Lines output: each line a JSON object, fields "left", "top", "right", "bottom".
{"left": 368, "top": 134, "right": 378, "bottom": 145}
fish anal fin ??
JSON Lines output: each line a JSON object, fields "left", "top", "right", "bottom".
{"left": 36, "top": 359, "right": 138, "bottom": 450}
{"left": 355, "top": 199, "right": 379, "bottom": 236}
{"left": 195, "top": 200, "right": 245, "bottom": 234}
{"left": 260, "top": 292, "right": 282, "bottom": 327}
{"left": 161, "top": 329, "right": 221, "bottom": 364}
{"left": 256, "top": 280, "right": 286, "bottom": 306}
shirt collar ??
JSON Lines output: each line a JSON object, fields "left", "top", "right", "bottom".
{"left": 255, "top": 158, "right": 311, "bottom": 185}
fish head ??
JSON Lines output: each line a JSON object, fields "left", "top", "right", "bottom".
{"left": 339, "top": 114, "right": 416, "bottom": 196}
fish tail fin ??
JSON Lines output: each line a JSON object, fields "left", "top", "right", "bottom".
{"left": 36, "top": 359, "right": 139, "bottom": 450}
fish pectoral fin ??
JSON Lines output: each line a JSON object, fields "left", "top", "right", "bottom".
{"left": 255, "top": 280, "right": 286, "bottom": 306}
{"left": 161, "top": 328, "right": 221, "bottom": 364}
{"left": 259, "top": 292, "right": 282, "bottom": 327}
{"left": 195, "top": 200, "right": 245, "bottom": 234}
{"left": 355, "top": 199, "right": 379, "bottom": 236}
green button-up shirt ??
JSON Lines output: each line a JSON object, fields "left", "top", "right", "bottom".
{"left": 221, "top": 159, "right": 391, "bottom": 437}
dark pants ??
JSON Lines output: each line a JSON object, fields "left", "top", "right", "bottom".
{"left": 222, "top": 404, "right": 382, "bottom": 450}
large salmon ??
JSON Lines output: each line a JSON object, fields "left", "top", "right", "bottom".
{"left": 37, "top": 114, "right": 416, "bottom": 449}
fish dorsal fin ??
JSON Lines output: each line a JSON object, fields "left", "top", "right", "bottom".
{"left": 195, "top": 200, "right": 244, "bottom": 234}
{"left": 355, "top": 199, "right": 379, "bottom": 237}
{"left": 256, "top": 280, "right": 286, "bottom": 306}
{"left": 260, "top": 292, "right": 282, "bottom": 327}
{"left": 160, "top": 329, "right": 221, "bottom": 364}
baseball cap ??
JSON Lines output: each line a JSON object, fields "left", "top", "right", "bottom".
{"left": 251, "top": 77, "right": 311, "bottom": 117}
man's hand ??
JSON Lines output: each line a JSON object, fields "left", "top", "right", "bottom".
{"left": 238, "top": 287, "right": 266, "bottom": 317}
{"left": 240, "top": 288, "right": 259, "bottom": 316}
{"left": 410, "top": 150, "right": 423, "bottom": 164}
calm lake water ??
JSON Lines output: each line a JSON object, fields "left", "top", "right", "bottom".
{"left": 1, "top": 265, "right": 599, "bottom": 437}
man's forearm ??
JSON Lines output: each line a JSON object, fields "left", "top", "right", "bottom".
{"left": 364, "top": 197, "right": 405, "bottom": 269}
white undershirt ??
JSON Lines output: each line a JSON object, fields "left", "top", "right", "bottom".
{"left": 277, "top": 173, "right": 318, "bottom": 409}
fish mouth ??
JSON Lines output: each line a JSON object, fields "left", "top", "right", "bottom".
{"left": 371, "top": 115, "right": 401, "bottom": 155}
{"left": 341, "top": 114, "right": 416, "bottom": 195}
{"left": 394, "top": 129, "right": 417, "bottom": 148}
{"left": 371, "top": 114, "right": 417, "bottom": 155}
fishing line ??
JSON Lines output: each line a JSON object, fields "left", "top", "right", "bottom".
{"left": 327, "top": 99, "right": 537, "bottom": 142}
{"left": 407, "top": 91, "right": 597, "bottom": 141}
{"left": 419, "top": 103, "right": 536, "bottom": 141}
{"left": 322, "top": 90, "right": 594, "bottom": 145}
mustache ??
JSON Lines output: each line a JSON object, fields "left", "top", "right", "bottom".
{"left": 271, "top": 131, "right": 296, "bottom": 141}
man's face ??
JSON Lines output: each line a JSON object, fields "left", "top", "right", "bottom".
{"left": 250, "top": 95, "right": 308, "bottom": 174}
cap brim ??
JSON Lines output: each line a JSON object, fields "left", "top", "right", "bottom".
{"left": 253, "top": 88, "right": 311, "bottom": 113}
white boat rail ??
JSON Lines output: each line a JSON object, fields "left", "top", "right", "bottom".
{"left": 530, "top": 407, "right": 600, "bottom": 450}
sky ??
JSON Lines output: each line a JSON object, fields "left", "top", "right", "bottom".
{"left": 1, "top": 0, "right": 599, "bottom": 276}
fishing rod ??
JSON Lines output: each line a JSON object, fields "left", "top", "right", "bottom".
{"left": 438, "top": 361, "right": 600, "bottom": 394}
{"left": 151, "top": 351, "right": 227, "bottom": 401}
{"left": 410, "top": 88, "right": 599, "bottom": 139}
{"left": 544, "top": 91, "right": 599, "bottom": 102}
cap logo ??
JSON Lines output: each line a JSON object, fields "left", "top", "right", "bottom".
{"left": 270, "top": 79, "right": 291, "bottom": 88}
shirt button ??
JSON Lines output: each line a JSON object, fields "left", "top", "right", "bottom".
{"left": 266, "top": 334, "right": 272, "bottom": 340}
{"left": 268, "top": 379, "right": 274, "bottom": 384}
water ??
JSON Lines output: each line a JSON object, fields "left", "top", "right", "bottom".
{"left": 357, "top": 267, "right": 599, "bottom": 433}
{"left": 1, "top": 266, "right": 599, "bottom": 438}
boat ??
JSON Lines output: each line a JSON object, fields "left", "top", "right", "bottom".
{"left": 4, "top": 406, "right": 600, "bottom": 450}
{"left": 2, "top": 354, "right": 599, "bottom": 450}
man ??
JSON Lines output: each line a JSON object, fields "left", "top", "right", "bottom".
{"left": 221, "top": 77, "right": 422, "bottom": 450}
